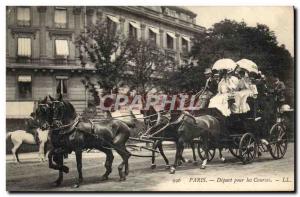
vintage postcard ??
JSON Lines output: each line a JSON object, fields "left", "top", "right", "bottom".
{"left": 6, "top": 5, "right": 295, "bottom": 192}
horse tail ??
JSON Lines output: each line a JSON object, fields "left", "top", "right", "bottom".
{"left": 6, "top": 132, "right": 13, "bottom": 140}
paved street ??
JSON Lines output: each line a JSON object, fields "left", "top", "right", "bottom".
{"left": 6, "top": 143, "right": 295, "bottom": 192}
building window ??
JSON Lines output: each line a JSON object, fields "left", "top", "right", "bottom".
{"left": 55, "top": 39, "right": 69, "bottom": 57}
{"left": 18, "top": 75, "right": 32, "bottom": 99}
{"left": 56, "top": 76, "right": 68, "bottom": 96}
{"left": 149, "top": 27, "right": 159, "bottom": 45}
{"left": 107, "top": 15, "right": 119, "bottom": 35}
{"left": 182, "top": 36, "right": 190, "bottom": 53}
{"left": 166, "top": 32, "right": 175, "bottom": 50}
{"left": 17, "top": 7, "right": 30, "bottom": 26}
{"left": 129, "top": 22, "right": 140, "bottom": 39}
{"left": 54, "top": 8, "right": 67, "bottom": 28}
{"left": 182, "top": 38, "right": 188, "bottom": 53}
{"left": 17, "top": 37, "right": 31, "bottom": 57}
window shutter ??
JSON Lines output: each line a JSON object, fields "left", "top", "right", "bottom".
{"left": 17, "top": 38, "right": 31, "bottom": 57}
{"left": 18, "top": 75, "right": 32, "bottom": 82}
{"left": 55, "top": 40, "right": 69, "bottom": 56}
{"left": 17, "top": 7, "right": 30, "bottom": 21}
{"left": 55, "top": 9, "right": 67, "bottom": 25}
{"left": 149, "top": 26, "right": 159, "bottom": 34}
{"left": 107, "top": 15, "right": 120, "bottom": 24}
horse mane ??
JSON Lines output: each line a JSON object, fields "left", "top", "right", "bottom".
{"left": 62, "top": 100, "right": 77, "bottom": 123}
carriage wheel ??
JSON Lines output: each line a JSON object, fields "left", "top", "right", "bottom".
{"left": 229, "top": 148, "right": 240, "bottom": 159}
{"left": 269, "top": 123, "right": 288, "bottom": 159}
{"left": 239, "top": 133, "right": 257, "bottom": 164}
{"left": 197, "top": 140, "right": 215, "bottom": 162}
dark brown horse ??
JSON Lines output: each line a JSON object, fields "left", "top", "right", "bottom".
{"left": 141, "top": 107, "right": 196, "bottom": 172}
{"left": 36, "top": 95, "right": 132, "bottom": 188}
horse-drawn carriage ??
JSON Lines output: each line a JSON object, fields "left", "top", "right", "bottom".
{"left": 195, "top": 110, "right": 288, "bottom": 164}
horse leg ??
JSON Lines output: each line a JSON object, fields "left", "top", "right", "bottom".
{"left": 72, "top": 150, "right": 83, "bottom": 188}
{"left": 38, "top": 141, "right": 45, "bottom": 162}
{"left": 15, "top": 146, "right": 21, "bottom": 163}
{"left": 115, "top": 145, "right": 130, "bottom": 181}
{"left": 181, "top": 144, "right": 192, "bottom": 163}
{"left": 219, "top": 148, "right": 226, "bottom": 162}
{"left": 157, "top": 140, "right": 170, "bottom": 169}
{"left": 200, "top": 136, "right": 208, "bottom": 169}
{"left": 170, "top": 138, "right": 184, "bottom": 174}
{"left": 151, "top": 140, "right": 159, "bottom": 169}
{"left": 52, "top": 153, "right": 64, "bottom": 186}
{"left": 190, "top": 142, "right": 198, "bottom": 165}
{"left": 124, "top": 147, "right": 130, "bottom": 176}
{"left": 11, "top": 141, "right": 22, "bottom": 163}
{"left": 98, "top": 147, "right": 114, "bottom": 181}
{"left": 44, "top": 142, "right": 48, "bottom": 161}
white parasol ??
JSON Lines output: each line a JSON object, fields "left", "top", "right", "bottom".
{"left": 236, "top": 59, "right": 259, "bottom": 74}
{"left": 212, "top": 58, "right": 237, "bottom": 71}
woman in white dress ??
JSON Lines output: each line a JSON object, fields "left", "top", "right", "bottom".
{"left": 231, "top": 70, "right": 258, "bottom": 114}
{"left": 208, "top": 70, "right": 236, "bottom": 116}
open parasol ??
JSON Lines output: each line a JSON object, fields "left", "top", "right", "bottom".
{"left": 212, "top": 58, "right": 237, "bottom": 71}
{"left": 236, "top": 59, "right": 259, "bottom": 74}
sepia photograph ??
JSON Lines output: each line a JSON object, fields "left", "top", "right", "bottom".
{"left": 5, "top": 4, "right": 295, "bottom": 192}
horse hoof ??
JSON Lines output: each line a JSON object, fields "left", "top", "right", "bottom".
{"left": 52, "top": 180, "right": 62, "bottom": 187}
{"left": 119, "top": 177, "right": 126, "bottom": 182}
{"left": 200, "top": 165, "right": 206, "bottom": 169}
{"left": 72, "top": 184, "right": 80, "bottom": 188}
{"left": 151, "top": 164, "right": 156, "bottom": 169}
{"left": 193, "top": 161, "right": 198, "bottom": 166}
{"left": 258, "top": 152, "right": 262, "bottom": 157}
{"left": 99, "top": 176, "right": 108, "bottom": 182}
{"left": 165, "top": 165, "right": 171, "bottom": 169}
{"left": 186, "top": 159, "right": 193, "bottom": 163}
{"left": 62, "top": 166, "right": 69, "bottom": 173}
{"left": 169, "top": 167, "right": 176, "bottom": 174}
{"left": 221, "top": 157, "right": 226, "bottom": 163}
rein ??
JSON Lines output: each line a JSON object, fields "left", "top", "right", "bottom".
{"left": 51, "top": 116, "right": 80, "bottom": 133}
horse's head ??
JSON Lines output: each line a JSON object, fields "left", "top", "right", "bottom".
{"left": 177, "top": 113, "right": 196, "bottom": 135}
{"left": 50, "top": 94, "right": 77, "bottom": 128}
{"left": 50, "top": 94, "right": 66, "bottom": 128}
{"left": 36, "top": 96, "right": 52, "bottom": 130}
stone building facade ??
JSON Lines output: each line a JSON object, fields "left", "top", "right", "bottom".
{"left": 6, "top": 6, "right": 204, "bottom": 120}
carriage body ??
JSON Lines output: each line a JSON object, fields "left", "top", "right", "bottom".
{"left": 195, "top": 107, "right": 288, "bottom": 164}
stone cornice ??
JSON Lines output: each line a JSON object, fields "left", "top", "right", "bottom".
{"left": 47, "top": 28, "right": 74, "bottom": 39}
{"left": 73, "top": 7, "right": 82, "bottom": 15}
{"left": 37, "top": 6, "right": 47, "bottom": 13}
{"left": 9, "top": 26, "right": 39, "bottom": 39}
{"left": 108, "top": 6, "right": 205, "bottom": 34}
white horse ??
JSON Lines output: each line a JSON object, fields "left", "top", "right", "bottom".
{"left": 6, "top": 129, "right": 49, "bottom": 163}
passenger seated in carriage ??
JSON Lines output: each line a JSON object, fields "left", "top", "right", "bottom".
{"left": 231, "top": 70, "right": 258, "bottom": 114}
{"left": 199, "top": 68, "right": 218, "bottom": 108}
{"left": 208, "top": 69, "right": 238, "bottom": 117}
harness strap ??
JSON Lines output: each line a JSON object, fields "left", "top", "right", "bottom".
{"left": 52, "top": 116, "right": 80, "bottom": 134}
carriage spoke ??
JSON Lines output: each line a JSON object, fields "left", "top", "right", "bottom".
{"left": 277, "top": 145, "right": 284, "bottom": 156}
{"left": 248, "top": 151, "right": 253, "bottom": 159}
{"left": 272, "top": 144, "right": 277, "bottom": 155}
{"left": 279, "top": 143, "right": 286, "bottom": 151}
{"left": 276, "top": 146, "right": 280, "bottom": 158}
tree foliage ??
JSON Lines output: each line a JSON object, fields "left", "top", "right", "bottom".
{"left": 77, "top": 20, "right": 132, "bottom": 97}
{"left": 191, "top": 19, "right": 293, "bottom": 79}
{"left": 124, "top": 40, "right": 175, "bottom": 95}
{"left": 170, "top": 19, "right": 294, "bottom": 103}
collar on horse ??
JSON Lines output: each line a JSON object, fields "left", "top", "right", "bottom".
{"left": 52, "top": 116, "right": 80, "bottom": 135}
